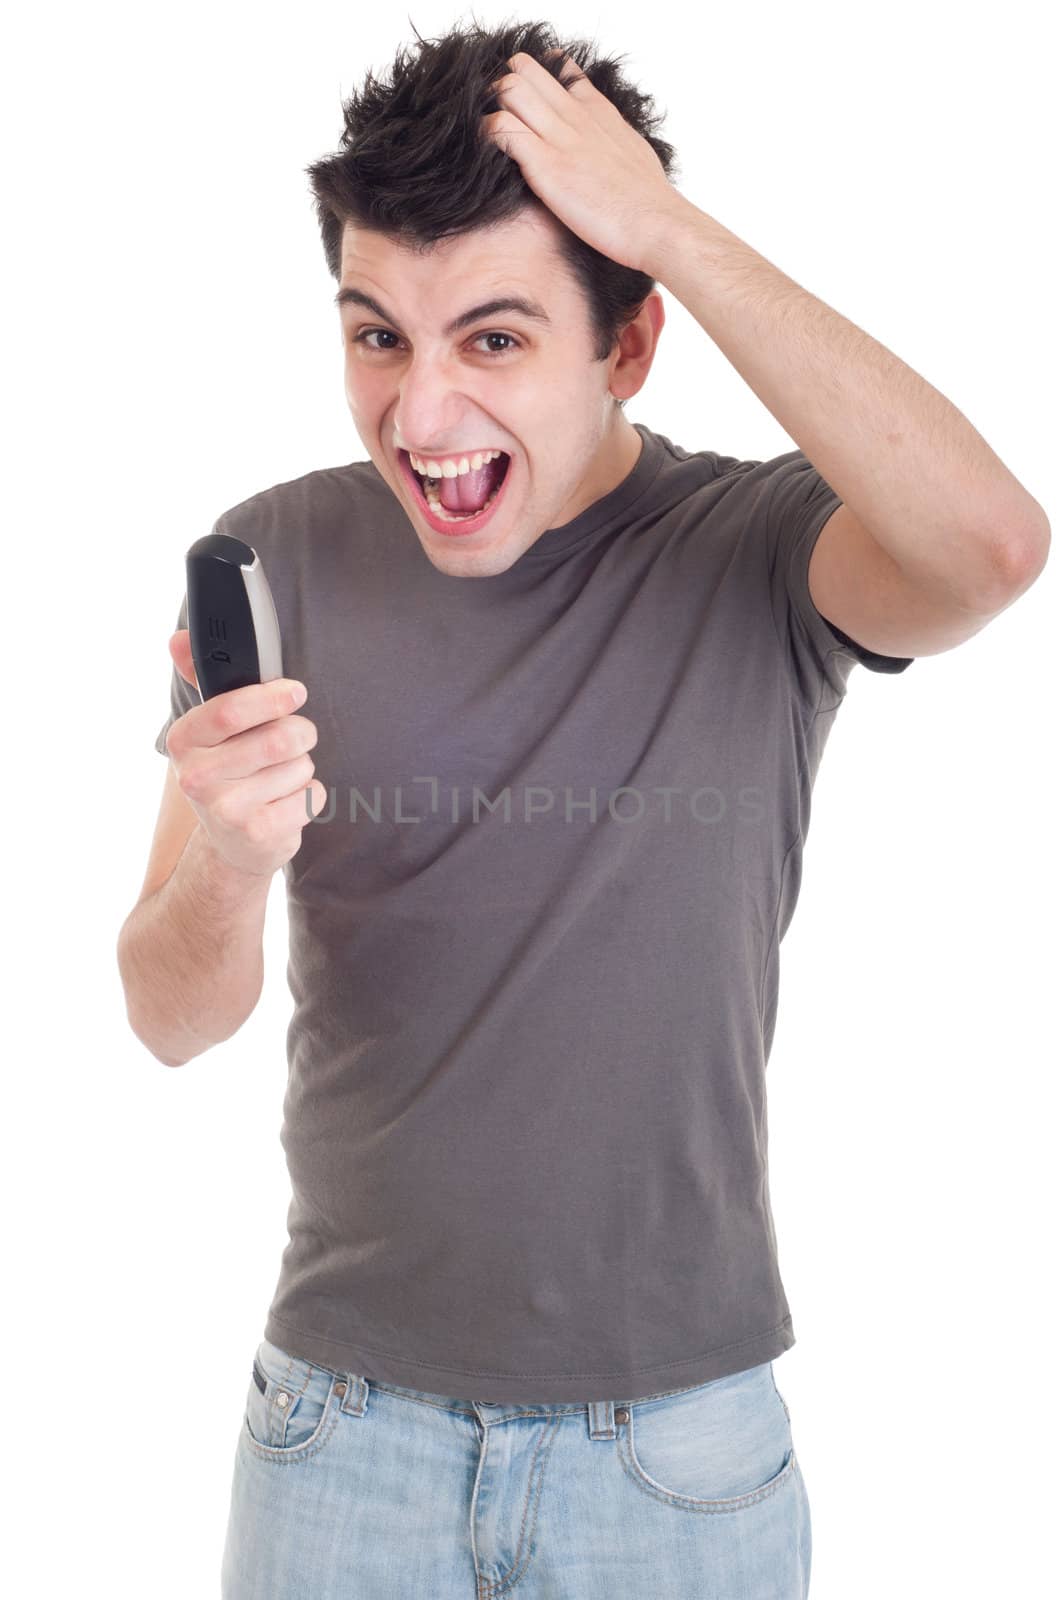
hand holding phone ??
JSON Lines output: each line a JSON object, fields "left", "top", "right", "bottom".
{"left": 160, "top": 535, "right": 327, "bottom": 877}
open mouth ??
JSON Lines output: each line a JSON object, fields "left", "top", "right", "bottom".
{"left": 398, "top": 448, "right": 513, "bottom": 535}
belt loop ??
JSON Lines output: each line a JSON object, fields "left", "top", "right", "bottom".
{"left": 588, "top": 1398, "right": 617, "bottom": 1439}
{"left": 338, "top": 1372, "right": 370, "bottom": 1416}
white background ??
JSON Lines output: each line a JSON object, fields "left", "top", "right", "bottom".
{"left": 6, "top": 0, "right": 1059, "bottom": 1594}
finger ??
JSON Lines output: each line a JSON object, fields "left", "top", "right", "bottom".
{"left": 488, "top": 67, "right": 574, "bottom": 142}
{"left": 481, "top": 107, "right": 532, "bottom": 160}
{"left": 542, "top": 47, "right": 589, "bottom": 87}
{"left": 169, "top": 628, "right": 199, "bottom": 690}
{"left": 169, "top": 679, "right": 306, "bottom": 759}
{"left": 523, "top": 49, "right": 616, "bottom": 125}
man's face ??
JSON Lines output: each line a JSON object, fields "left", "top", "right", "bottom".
{"left": 337, "top": 208, "right": 659, "bottom": 577}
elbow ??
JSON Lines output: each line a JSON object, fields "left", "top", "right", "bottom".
{"left": 116, "top": 932, "right": 189, "bottom": 1068}
{"left": 968, "top": 511, "right": 1051, "bottom": 614}
{"left": 152, "top": 1044, "right": 189, "bottom": 1068}
{"left": 122, "top": 1003, "right": 191, "bottom": 1068}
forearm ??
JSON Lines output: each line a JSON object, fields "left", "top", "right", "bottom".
{"left": 117, "top": 824, "right": 273, "bottom": 1066}
{"left": 646, "top": 200, "right": 1050, "bottom": 604}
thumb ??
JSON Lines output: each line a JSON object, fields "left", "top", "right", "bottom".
{"left": 169, "top": 628, "right": 199, "bottom": 691}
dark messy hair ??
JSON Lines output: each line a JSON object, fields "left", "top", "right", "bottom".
{"left": 304, "top": 13, "right": 680, "bottom": 398}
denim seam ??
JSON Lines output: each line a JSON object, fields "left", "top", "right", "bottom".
{"left": 476, "top": 1413, "right": 562, "bottom": 1596}
{"left": 243, "top": 1377, "right": 344, "bottom": 1465}
{"left": 619, "top": 1427, "right": 797, "bottom": 1515}
{"left": 269, "top": 1346, "right": 314, "bottom": 1446}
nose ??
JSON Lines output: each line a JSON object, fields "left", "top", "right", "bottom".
{"left": 392, "top": 356, "right": 481, "bottom": 460}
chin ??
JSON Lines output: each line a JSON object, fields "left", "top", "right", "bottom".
{"left": 421, "top": 536, "right": 522, "bottom": 579}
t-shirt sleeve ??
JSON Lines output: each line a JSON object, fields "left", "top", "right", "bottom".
{"left": 154, "top": 590, "right": 203, "bottom": 755}
{"left": 763, "top": 449, "right": 914, "bottom": 703}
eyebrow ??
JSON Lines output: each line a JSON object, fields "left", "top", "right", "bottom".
{"left": 333, "top": 286, "right": 552, "bottom": 337}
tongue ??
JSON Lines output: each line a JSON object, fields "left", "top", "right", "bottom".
{"left": 438, "top": 454, "right": 507, "bottom": 513}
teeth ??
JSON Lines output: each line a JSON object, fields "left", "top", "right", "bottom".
{"left": 410, "top": 448, "right": 504, "bottom": 479}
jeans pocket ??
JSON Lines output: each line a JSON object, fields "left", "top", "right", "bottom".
{"left": 624, "top": 1361, "right": 795, "bottom": 1510}
{"left": 243, "top": 1337, "right": 341, "bottom": 1460}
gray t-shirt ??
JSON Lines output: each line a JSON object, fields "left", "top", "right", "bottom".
{"left": 155, "top": 421, "right": 913, "bottom": 1403}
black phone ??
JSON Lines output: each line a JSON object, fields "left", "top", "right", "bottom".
{"left": 185, "top": 534, "right": 283, "bottom": 701}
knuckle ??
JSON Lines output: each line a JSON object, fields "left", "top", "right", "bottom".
{"left": 262, "top": 723, "right": 290, "bottom": 763}
{"left": 213, "top": 697, "right": 243, "bottom": 737}
{"left": 177, "top": 759, "right": 206, "bottom": 800}
{"left": 212, "top": 789, "right": 240, "bottom": 829}
{"left": 244, "top": 811, "right": 268, "bottom": 848}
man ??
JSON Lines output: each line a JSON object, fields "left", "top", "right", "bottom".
{"left": 116, "top": 22, "right": 1049, "bottom": 1599}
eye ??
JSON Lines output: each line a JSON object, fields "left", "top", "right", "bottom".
{"left": 352, "top": 329, "right": 521, "bottom": 358}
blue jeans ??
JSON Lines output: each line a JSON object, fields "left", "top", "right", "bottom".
{"left": 222, "top": 1336, "right": 812, "bottom": 1597}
